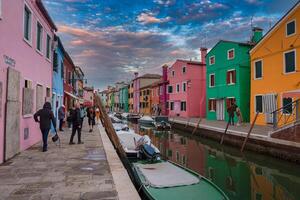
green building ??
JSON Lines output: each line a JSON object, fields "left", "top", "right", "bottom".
{"left": 119, "top": 85, "right": 129, "bottom": 112}
{"left": 206, "top": 40, "right": 253, "bottom": 123}
{"left": 110, "top": 92, "right": 115, "bottom": 112}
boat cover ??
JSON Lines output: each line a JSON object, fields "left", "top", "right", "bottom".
{"left": 135, "top": 162, "right": 199, "bottom": 188}
{"left": 118, "top": 133, "right": 142, "bottom": 150}
{"left": 139, "top": 116, "right": 154, "bottom": 121}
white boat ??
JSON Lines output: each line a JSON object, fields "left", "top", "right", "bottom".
{"left": 121, "top": 113, "right": 130, "bottom": 119}
{"left": 113, "top": 123, "right": 129, "bottom": 131}
{"left": 138, "top": 116, "right": 154, "bottom": 126}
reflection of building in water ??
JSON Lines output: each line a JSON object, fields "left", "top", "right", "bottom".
{"left": 249, "top": 164, "right": 298, "bottom": 200}
{"left": 187, "top": 140, "right": 205, "bottom": 175}
{"left": 205, "top": 147, "right": 251, "bottom": 200}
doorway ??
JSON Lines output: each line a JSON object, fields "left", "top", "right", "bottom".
{"left": 216, "top": 99, "right": 225, "bottom": 121}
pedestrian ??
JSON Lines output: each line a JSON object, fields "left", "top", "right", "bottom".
{"left": 34, "top": 102, "right": 56, "bottom": 152}
{"left": 87, "top": 107, "right": 95, "bottom": 132}
{"left": 227, "top": 100, "right": 237, "bottom": 126}
{"left": 69, "top": 103, "right": 83, "bottom": 145}
{"left": 58, "top": 105, "right": 65, "bottom": 131}
{"left": 236, "top": 107, "right": 243, "bottom": 126}
{"left": 95, "top": 107, "right": 100, "bottom": 124}
{"left": 67, "top": 108, "right": 74, "bottom": 130}
{"left": 80, "top": 104, "right": 86, "bottom": 128}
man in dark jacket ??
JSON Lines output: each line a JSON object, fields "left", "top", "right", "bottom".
{"left": 69, "top": 103, "right": 83, "bottom": 145}
{"left": 34, "top": 102, "right": 56, "bottom": 152}
{"left": 58, "top": 105, "right": 65, "bottom": 131}
{"left": 227, "top": 100, "right": 238, "bottom": 126}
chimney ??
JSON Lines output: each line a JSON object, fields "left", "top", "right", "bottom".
{"left": 251, "top": 27, "right": 263, "bottom": 43}
{"left": 200, "top": 47, "right": 207, "bottom": 64}
{"left": 162, "top": 64, "right": 168, "bottom": 81}
{"left": 134, "top": 72, "right": 139, "bottom": 78}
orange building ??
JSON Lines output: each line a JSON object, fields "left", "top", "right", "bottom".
{"left": 128, "top": 81, "right": 134, "bottom": 113}
{"left": 139, "top": 84, "right": 152, "bottom": 115}
{"left": 250, "top": 2, "right": 300, "bottom": 126}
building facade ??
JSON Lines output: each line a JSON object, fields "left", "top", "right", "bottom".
{"left": 119, "top": 84, "right": 129, "bottom": 113}
{"left": 250, "top": 2, "right": 300, "bottom": 126}
{"left": 128, "top": 81, "right": 134, "bottom": 113}
{"left": 83, "top": 86, "right": 94, "bottom": 107}
{"left": 63, "top": 52, "right": 76, "bottom": 110}
{"left": 0, "top": 0, "right": 56, "bottom": 163}
{"left": 74, "top": 66, "right": 84, "bottom": 102}
{"left": 206, "top": 40, "right": 254, "bottom": 123}
{"left": 159, "top": 65, "right": 169, "bottom": 116}
{"left": 168, "top": 48, "right": 207, "bottom": 118}
{"left": 139, "top": 84, "right": 152, "bottom": 115}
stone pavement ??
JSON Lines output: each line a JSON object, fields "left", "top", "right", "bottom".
{"left": 0, "top": 120, "right": 118, "bottom": 200}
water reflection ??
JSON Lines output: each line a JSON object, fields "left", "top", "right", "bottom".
{"left": 130, "top": 123, "right": 300, "bottom": 200}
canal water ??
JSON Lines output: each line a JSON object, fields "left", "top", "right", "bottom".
{"left": 129, "top": 123, "right": 300, "bottom": 200}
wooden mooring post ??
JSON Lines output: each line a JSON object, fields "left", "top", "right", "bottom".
{"left": 220, "top": 120, "right": 231, "bottom": 144}
{"left": 240, "top": 112, "right": 259, "bottom": 152}
{"left": 185, "top": 118, "right": 191, "bottom": 128}
{"left": 192, "top": 118, "right": 202, "bottom": 135}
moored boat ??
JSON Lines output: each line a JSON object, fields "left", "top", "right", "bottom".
{"left": 127, "top": 113, "right": 141, "bottom": 123}
{"left": 138, "top": 116, "right": 154, "bottom": 126}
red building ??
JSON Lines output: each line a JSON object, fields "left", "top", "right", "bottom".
{"left": 63, "top": 51, "right": 76, "bottom": 109}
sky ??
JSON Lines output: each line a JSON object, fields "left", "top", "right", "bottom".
{"left": 44, "top": 0, "right": 298, "bottom": 90}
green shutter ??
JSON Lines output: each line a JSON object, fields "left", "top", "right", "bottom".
{"left": 285, "top": 51, "right": 295, "bottom": 73}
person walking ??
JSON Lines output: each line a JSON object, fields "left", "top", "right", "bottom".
{"left": 95, "top": 107, "right": 100, "bottom": 124}
{"left": 87, "top": 107, "right": 95, "bottom": 132}
{"left": 58, "top": 105, "right": 65, "bottom": 131}
{"left": 69, "top": 103, "right": 83, "bottom": 145}
{"left": 34, "top": 102, "right": 56, "bottom": 152}
{"left": 80, "top": 104, "right": 87, "bottom": 128}
{"left": 67, "top": 108, "right": 74, "bottom": 130}
{"left": 227, "top": 100, "right": 237, "bottom": 126}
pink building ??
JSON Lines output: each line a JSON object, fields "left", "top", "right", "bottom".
{"left": 0, "top": 0, "right": 57, "bottom": 163}
{"left": 83, "top": 86, "right": 94, "bottom": 107}
{"left": 168, "top": 48, "right": 207, "bottom": 118}
{"left": 159, "top": 65, "right": 169, "bottom": 115}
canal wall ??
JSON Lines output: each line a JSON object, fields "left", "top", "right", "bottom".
{"left": 171, "top": 121, "right": 300, "bottom": 164}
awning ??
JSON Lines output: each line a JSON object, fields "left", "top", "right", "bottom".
{"left": 282, "top": 89, "right": 300, "bottom": 98}
{"left": 64, "top": 91, "right": 79, "bottom": 100}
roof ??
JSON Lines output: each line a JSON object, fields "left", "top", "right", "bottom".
{"left": 75, "top": 66, "right": 85, "bottom": 76}
{"left": 36, "top": 0, "right": 57, "bottom": 31}
{"left": 250, "top": 1, "right": 300, "bottom": 54}
{"left": 64, "top": 50, "right": 75, "bottom": 68}
{"left": 207, "top": 40, "right": 253, "bottom": 57}
{"left": 176, "top": 59, "right": 204, "bottom": 65}
{"left": 133, "top": 73, "right": 161, "bottom": 81}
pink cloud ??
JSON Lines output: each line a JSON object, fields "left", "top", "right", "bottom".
{"left": 137, "top": 12, "right": 170, "bottom": 24}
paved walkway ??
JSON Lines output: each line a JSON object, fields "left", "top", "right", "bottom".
{"left": 0, "top": 121, "right": 118, "bottom": 200}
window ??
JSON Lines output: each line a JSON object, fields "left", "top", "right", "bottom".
{"left": 254, "top": 60, "right": 262, "bottom": 79}
{"left": 53, "top": 51, "right": 58, "bottom": 72}
{"left": 168, "top": 85, "right": 173, "bottom": 93}
{"left": 209, "top": 74, "right": 215, "bottom": 87}
{"left": 176, "top": 151, "right": 180, "bottom": 162}
{"left": 255, "top": 95, "right": 263, "bottom": 113}
{"left": 176, "top": 84, "right": 180, "bottom": 93}
{"left": 182, "top": 66, "right": 186, "bottom": 73}
{"left": 182, "top": 155, "right": 186, "bottom": 165}
{"left": 286, "top": 20, "right": 296, "bottom": 36}
{"left": 181, "top": 101, "right": 186, "bottom": 111}
{"left": 68, "top": 72, "right": 72, "bottom": 84}
{"left": 170, "top": 102, "right": 174, "bottom": 110}
{"left": 209, "top": 56, "right": 215, "bottom": 65}
{"left": 24, "top": 5, "right": 32, "bottom": 42}
{"left": 167, "top": 149, "right": 172, "bottom": 157}
{"left": 61, "top": 61, "right": 64, "bottom": 78}
{"left": 284, "top": 50, "right": 296, "bottom": 73}
{"left": 172, "top": 70, "right": 175, "bottom": 77}
{"left": 208, "top": 99, "right": 216, "bottom": 111}
{"left": 283, "top": 97, "right": 293, "bottom": 114}
{"left": 227, "top": 49, "right": 234, "bottom": 60}
{"left": 146, "top": 89, "right": 150, "bottom": 95}
{"left": 36, "top": 22, "right": 43, "bottom": 52}
{"left": 46, "top": 34, "right": 51, "bottom": 59}
{"left": 182, "top": 82, "right": 186, "bottom": 92}
{"left": 166, "top": 101, "right": 169, "bottom": 109}
{"left": 25, "top": 80, "right": 32, "bottom": 89}
{"left": 226, "top": 70, "right": 236, "bottom": 84}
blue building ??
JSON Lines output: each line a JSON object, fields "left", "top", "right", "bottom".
{"left": 52, "top": 36, "right": 65, "bottom": 130}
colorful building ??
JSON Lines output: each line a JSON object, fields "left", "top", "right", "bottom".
{"left": 63, "top": 51, "right": 76, "bottom": 110}
{"left": 52, "top": 36, "right": 65, "bottom": 130}
{"left": 128, "top": 81, "right": 134, "bottom": 113}
{"left": 98, "top": 89, "right": 108, "bottom": 108}
{"left": 0, "top": 0, "right": 56, "bottom": 163}
{"left": 133, "top": 73, "right": 161, "bottom": 113}
{"left": 83, "top": 86, "right": 94, "bottom": 107}
{"left": 139, "top": 84, "right": 152, "bottom": 115}
{"left": 151, "top": 81, "right": 160, "bottom": 115}
{"left": 250, "top": 2, "right": 300, "bottom": 126}
{"left": 74, "top": 66, "right": 85, "bottom": 101}
{"left": 119, "top": 84, "right": 129, "bottom": 113}
{"left": 168, "top": 48, "right": 207, "bottom": 118}
{"left": 159, "top": 65, "right": 169, "bottom": 115}
{"left": 206, "top": 38, "right": 259, "bottom": 123}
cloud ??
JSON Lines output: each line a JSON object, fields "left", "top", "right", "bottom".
{"left": 137, "top": 12, "right": 171, "bottom": 24}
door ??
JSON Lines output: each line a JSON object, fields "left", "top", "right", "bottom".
{"left": 5, "top": 68, "right": 21, "bottom": 160}
{"left": 263, "top": 94, "right": 277, "bottom": 124}
{"left": 174, "top": 101, "right": 181, "bottom": 116}
{"left": 216, "top": 99, "right": 225, "bottom": 121}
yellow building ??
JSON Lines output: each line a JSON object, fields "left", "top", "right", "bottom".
{"left": 128, "top": 81, "right": 134, "bottom": 113}
{"left": 250, "top": 2, "right": 300, "bottom": 126}
{"left": 139, "top": 85, "right": 152, "bottom": 115}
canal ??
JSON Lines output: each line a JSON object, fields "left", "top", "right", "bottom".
{"left": 129, "top": 123, "right": 300, "bottom": 200}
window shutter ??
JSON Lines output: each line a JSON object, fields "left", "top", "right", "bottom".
{"left": 212, "top": 75, "right": 215, "bottom": 86}
{"left": 226, "top": 72, "right": 230, "bottom": 84}
{"left": 233, "top": 70, "right": 236, "bottom": 83}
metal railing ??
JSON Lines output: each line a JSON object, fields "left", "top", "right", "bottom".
{"left": 271, "top": 99, "right": 300, "bottom": 130}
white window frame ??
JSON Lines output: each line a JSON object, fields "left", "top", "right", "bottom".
{"left": 209, "top": 55, "right": 215, "bottom": 65}
{"left": 182, "top": 82, "right": 187, "bottom": 92}
{"left": 283, "top": 49, "right": 296, "bottom": 74}
{"left": 167, "top": 85, "right": 173, "bottom": 94}
{"left": 23, "top": 3, "right": 32, "bottom": 46}
{"left": 176, "top": 84, "right": 180, "bottom": 93}
{"left": 36, "top": 20, "right": 43, "bottom": 55}
{"left": 46, "top": 33, "right": 51, "bottom": 61}
{"left": 227, "top": 48, "right": 235, "bottom": 60}
{"left": 254, "top": 94, "right": 264, "bottom": 113}
{"left": 208, "top": 98, "right": 216, "bottom": 112}
{"left": 227, "top": 69, "right": 236, "bottom": 85}
{"left": 254, "top": 59, "right": 263, "bottom": 80}
{"left": 209, "top": 73, "right": 215, "bottom": 88}
{"left": 286, "top": 19, "right": 296, "bottom": 37}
